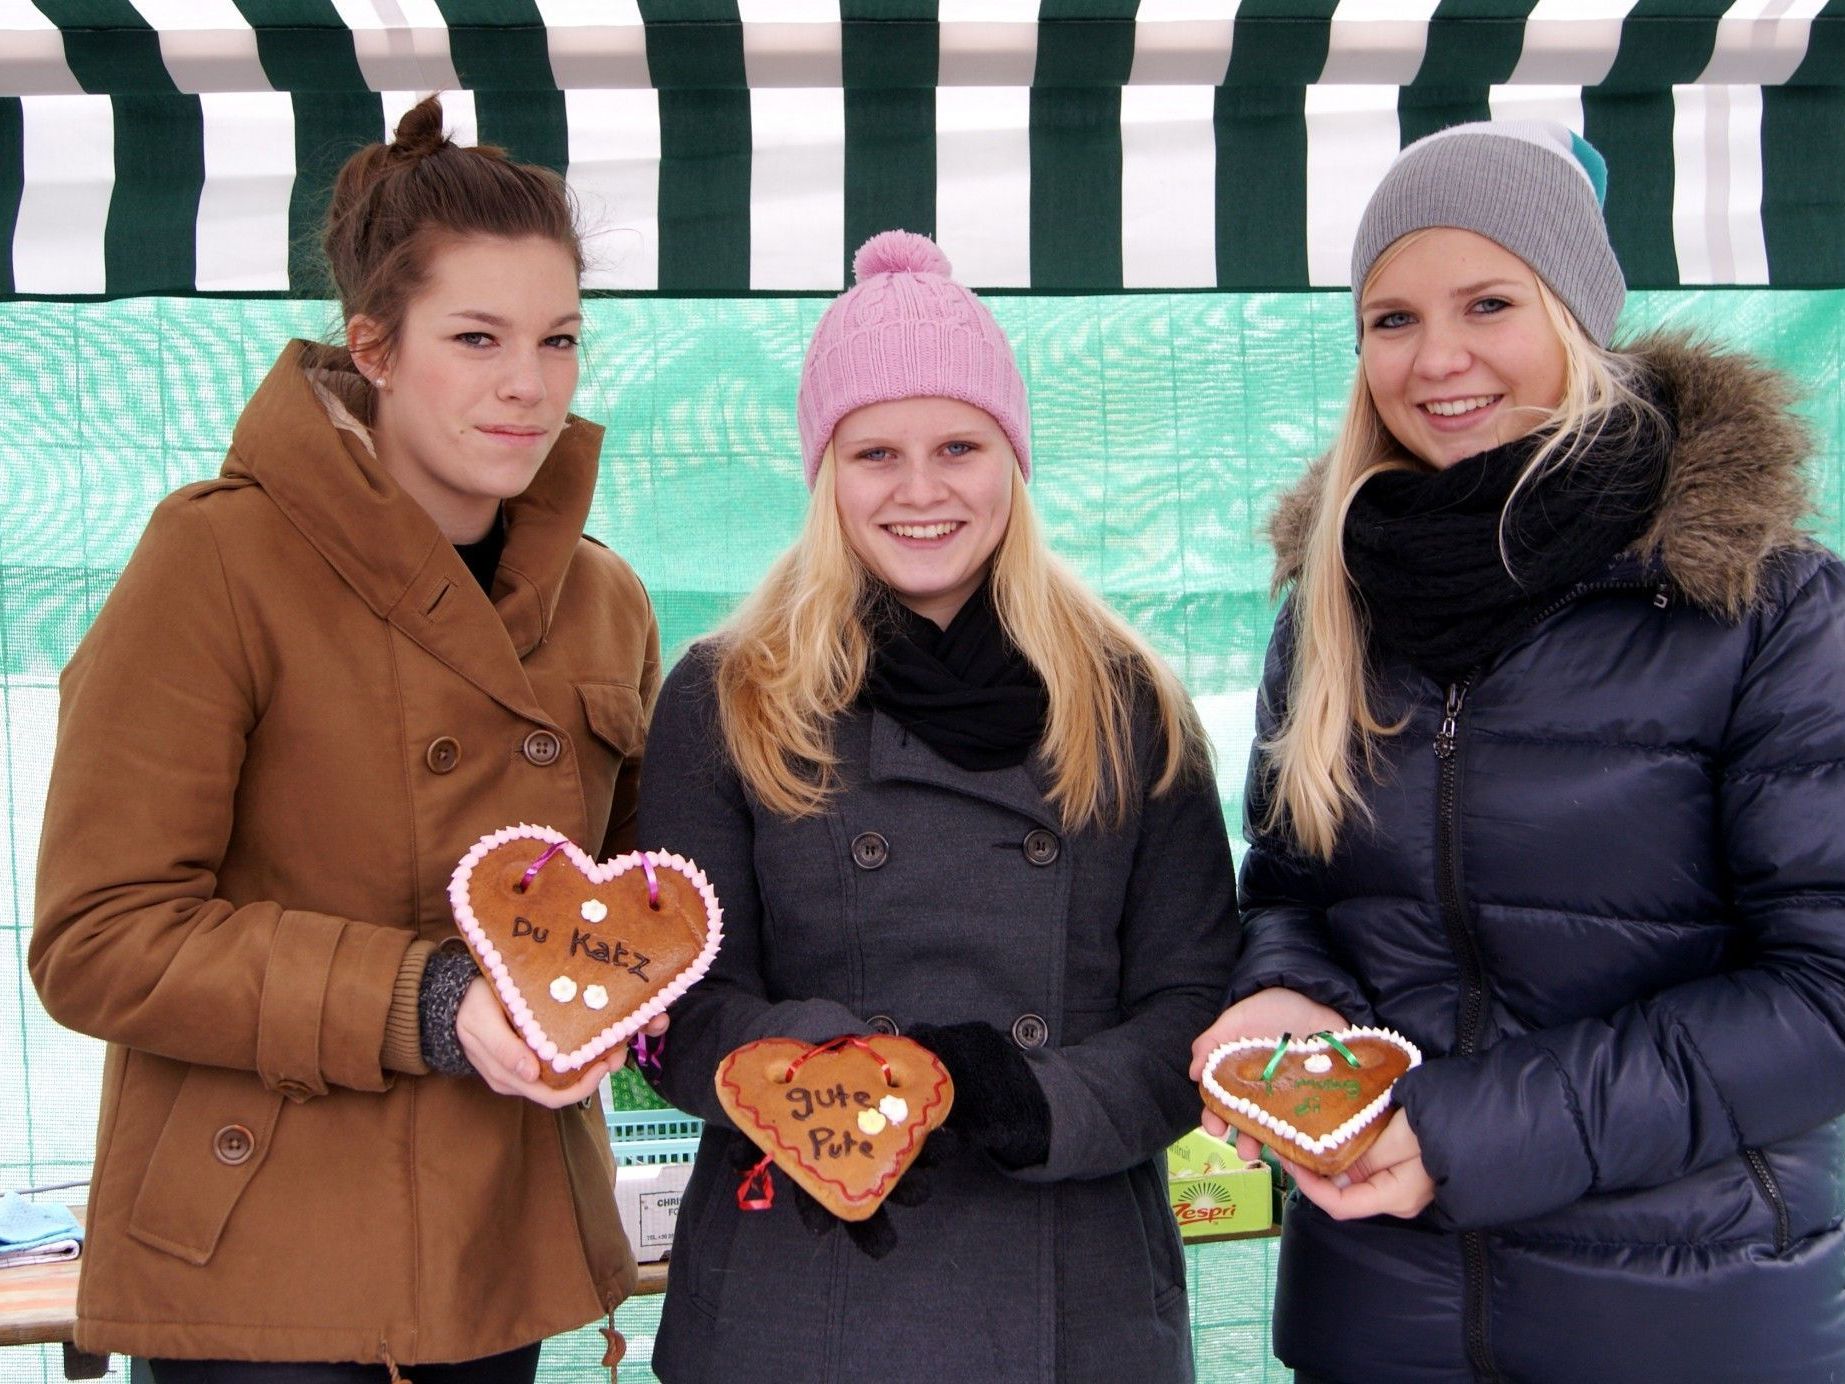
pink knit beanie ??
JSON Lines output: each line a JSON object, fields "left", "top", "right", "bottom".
{"left": 798, "top": 230, "right": 1031, "bottom": 488}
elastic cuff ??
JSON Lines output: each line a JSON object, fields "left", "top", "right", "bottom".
{"left": 381, "top": 940, "right": 436, "bottom": 1074}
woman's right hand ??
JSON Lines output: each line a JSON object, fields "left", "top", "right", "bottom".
{"left": 1189, "top": 987, "right": 1348, "bottom": 1155}
{"left": 456, "top": 977, "right": 616, "bottom": 1108}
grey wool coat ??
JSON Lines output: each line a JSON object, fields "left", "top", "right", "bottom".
{"left": 637, "top": 645, "right": 1241, "bottom": 1384}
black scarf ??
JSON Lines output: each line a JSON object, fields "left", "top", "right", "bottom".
{"left": 454, "top": 509, "right": 506, "bottom": 594}
{"left": 1343, "top": 394, "right": 1674, "bottom": 683}
{"left": 862, "top": 580, "right": 1049, "bottom": 772}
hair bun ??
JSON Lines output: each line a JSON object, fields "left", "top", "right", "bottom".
{"left": 390, "top": 95, "right": 450, "bottom": 160}
{"left": 853, "top": 230, "right": 952, "bottom": 282}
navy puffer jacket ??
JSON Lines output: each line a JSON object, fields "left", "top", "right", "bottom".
{"left": 1234, "top": 337, "right": 1845, "bottom": 1384}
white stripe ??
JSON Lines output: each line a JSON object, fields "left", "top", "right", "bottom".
{"left": 128, "top": 0, "right": 271, "bottom": 93}
{"left": 937, "top": 0, "right": 1038, "bottom": 86}
{"left": 379, "top": 87, "right": 475, "bottom": 147}
{"left": 567, "top": 87, "right": 660, "bottom": 291}
{"left": 0, "top": 0, "right": 82, "bottom": 95}
{"left": 196, "top": 92, "right": 293, "bottom": 291}
{"left": 1129, "top": 0, "right": 1239, "bottom": 85}
{"left": 1506, "top": 0, "right": 1640, "bottom": 87}
{"left": 1304, "top": 83, "right": 1401, "bottom": 286}
{"left": 330, "top": 0, "right": 461, "bottom": 93}
{"left": 738, "top": 0, "right": 843, "bottom": 87}
{"left": 935, "top": 85, "right": 1031, "bottom": 288}
{"left": 1318, "top": 0, "right": 1441, "bottom": 85}
{"left": 13, "top": 95, "right": 113, "bottom": 294}
{"left": 749, "top": 87, "right": 845, "bottom": 290}
{"left": 1672, "top": 83, "right": 1770, "bottom": 284}
{"left": 534, "top": 0, "right": 649, "bottom": 88}
{"left": 1120, "top": 85, "right": 1217, "bottom": 287}
{"left": 1487, "top": 83, "right": 1586, "bottom": 133}
{"left": 1699, "top": 0, "right": 1825, "bottom": 85}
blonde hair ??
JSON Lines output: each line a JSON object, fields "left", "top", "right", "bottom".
{"left": 713, "top": 450, "right": 1211, "bottom": 831}
{"left": 1263, "top": 231, "right": 1663, "bottom": 859}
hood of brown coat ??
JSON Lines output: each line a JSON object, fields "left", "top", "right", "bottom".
{"left": 222, "top": 340, "right": 605, "bottom": 656}
{"left": 1267, "top": 334, "right": 1815, "bottom": 621}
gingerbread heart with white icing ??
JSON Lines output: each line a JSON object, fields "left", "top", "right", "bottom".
{"left": 1200, "top": 1028, "right": 1422, "bottom": 1177}
{"left": 716, "top": 1035, "right": 954, "bottom": 1222}
{"left": 448, "top": 824, "right": 723, "bottom": 1087}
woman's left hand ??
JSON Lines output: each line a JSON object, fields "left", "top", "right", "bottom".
{"left": 1282, "top": 1110, "right": 1434, "bottom": 1220}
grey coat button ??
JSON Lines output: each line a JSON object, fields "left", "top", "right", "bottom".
{"left": 1011, "top": 1013, "right": 1048, "bottom": 1049}
{"left": 425, "top": 737, "right": 460, "bottom": 774}
{"left": 213, "top": 1124, "right": 255, "bottom": 1166}
{"left": 851, "top": 831, "right": 889, "bottom": 870}
{"left": 867, "top": 1014, "right": 899, "bottom": 1036}
{"left": 522, "top": 729, "right": 561, "bottom": 766}
{"left": 1023, "top": 829, "right": 1060, "bottom": 866}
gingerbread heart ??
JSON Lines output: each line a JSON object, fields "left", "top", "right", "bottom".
{"left": 448, "top": 824, "right": 723, "bottom": 1086}
{"left": 1199, "top": 1028, "right": 1422, "bottom": 1176}
{"left": 716, "top": 1035, "right": 954, "bottom": 1222}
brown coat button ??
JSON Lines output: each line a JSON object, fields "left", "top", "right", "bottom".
{"left": 522, "top": 729, "right": 561, "bottom": 766}
{"left": 424, "top": 736, "right": 460, "bottom": 774}
{"left": 851, "top": 831, "right": 889, "bottom": 870}
{"left": 213, "top": 1124, "right": 255, "bottom": 1166}
{"left": 1023, "top": 829, "right": 1060, "bottom": 866}
{"left": 867, "top": 1014, "right": 899, "bottom": 1036}
{"left": 1011, "top": 1013, "right": 1049, "bottom": 1049}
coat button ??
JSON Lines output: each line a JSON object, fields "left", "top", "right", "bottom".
{"left": 522, "top": 729, "right": 561, "bottom": 766}
{"left": 851, "top": 831, "right": 889, "bottom": 870}
{"left": 1022, "top": 829, "right": 1060, "bottom": 866}
{"left": 867, "top": 1014, "right": 899, "bottom": 1036}
{"left": 424, "top": 736, "right": 460, "bottom": 774}
{"left": 213, "top": 1124, "right": 255, "bottom": 1166}
{"left": 1011, "top": 1013, "right": 1049, "bottom": 1049}
{"left": 274, "top": 1079, "right": 313, "bottom": 1102}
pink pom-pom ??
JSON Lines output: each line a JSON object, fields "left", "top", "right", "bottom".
{"left": 853, "top": 229, "right": 952, "bottom": 282}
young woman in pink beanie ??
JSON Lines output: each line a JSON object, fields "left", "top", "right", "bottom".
{"left": 633, "top": 230, "right": 1240, "bottom": 1383}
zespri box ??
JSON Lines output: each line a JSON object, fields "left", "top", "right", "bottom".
{"left": 1166, "top": 1128, "right": 1275, "bottom": 1241}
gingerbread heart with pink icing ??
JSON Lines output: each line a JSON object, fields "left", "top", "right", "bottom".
{"left": 448, "top": 824, "right": 723, "bottom": 1086}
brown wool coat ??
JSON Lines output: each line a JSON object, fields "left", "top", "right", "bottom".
{"left": 29, "top": 342, "right": 658, "bottom": 1365}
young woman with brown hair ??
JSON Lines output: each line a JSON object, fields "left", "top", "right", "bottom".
{"left": 31, "top": 97, "right": 659, "bottom": 1382}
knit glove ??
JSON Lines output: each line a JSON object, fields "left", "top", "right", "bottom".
{"left": 419, "top": 946, "right": 481, "bottom": 1078}
{"left": 906, "top": 1021, "right": 1052, "bottom": 1170}
{"left": 722, "top": 1126, "right": 953, "bottom": 1261}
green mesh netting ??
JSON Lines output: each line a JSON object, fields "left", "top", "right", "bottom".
{"left": 3, "top": 288, "right": 1841, "bottom": 1383}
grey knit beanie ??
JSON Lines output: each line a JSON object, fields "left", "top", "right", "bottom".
{"left": 1351, "top": 121, "right": 1624, "bottom": 347}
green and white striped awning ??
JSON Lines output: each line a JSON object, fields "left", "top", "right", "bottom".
{"left": 2, "top": 1, "right": 1842, "bottom": 298}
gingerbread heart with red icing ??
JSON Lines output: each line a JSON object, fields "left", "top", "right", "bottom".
{"left": 1200, "top": 1028, "right": 1422, "bottom": 1177}
{"left": 716, "top": 1035, "right": 954, "bottom": 1221}
{"left": 449, "top": 824, "right": 723, "bottom": 1087}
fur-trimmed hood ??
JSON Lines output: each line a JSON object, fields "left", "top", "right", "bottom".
{"left": 1267, "top": 333, "right": 1816, "bottom": 620}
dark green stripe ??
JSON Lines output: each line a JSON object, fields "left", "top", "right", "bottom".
{"left": 234, "top": 0, "right": 371, "bottom": 93}
{"left": 0, "top": 100, "right": 19, "bottom": 297}
{"left": 1223, "top": 0, "right": 1338, "bottom": 87}
{"left": 438, "top": 0, "right": 557, "bottom": 93}
{"left": 640, "top": 0, "right": 746, "bottom": 90}
{"left": 1214, "top": 84, "right": 1307, "bottom": 288}
{"left": 1399, "top": 0, "right": 1535, "bottom": 145}
{"left": 1595, "top": 0, "right": 1728, "bottom": 92}
{"left": 1029, "top": 87, "right": 1121, "bottom": 291}
{"left": 472, "top": 91, "right": 568, "bottom": 176}
{"left": 1580, "top": 91, "right": 1677, "bottom": 287}
{"left": 842, "top": 14, "right": 935, "bottom": 87}
{"left": 1035, "top": 0, "right": 1136, "bottom": 88}
{"left": 843, "top": 6, "right": 934, "bottom": 266}
{"left": 656, "top": 90, "right": 750, "bottom": 291}
{"left": 287, "top": 90, "right": 384, "bottom": 293}
{"left": 34, "top": 0, "right": 176, "bottom": 95}
{"left": 1761, "top": 3, "right": 1845, "bottom": 285}
{"left": 104, "top": 94, "right": 202, "bottom": 294}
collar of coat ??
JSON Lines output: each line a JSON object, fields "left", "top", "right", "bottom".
{"left": 1268, "top": 333, "right": 1815, "bottom": 622}
{"left": 222, "top": 339, "right": 603, "bottom": 662}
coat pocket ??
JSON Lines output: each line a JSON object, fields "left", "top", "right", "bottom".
{"left": 577, "top": 682, "right": 644, "bottom": 759}
{"left": 126, "top": 1066, "right": 284, "bottom": 1265}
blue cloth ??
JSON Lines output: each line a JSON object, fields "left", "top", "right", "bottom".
{"left": 0, "top": 1190, "right": 82, "bottom": 1253}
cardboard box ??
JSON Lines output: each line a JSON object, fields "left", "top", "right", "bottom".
{"left": 1166, "top": 1129, "right": 1275, "bottom": 1241}
{"left": 614, "top": 1161, "right": 692, "bottom": 1263}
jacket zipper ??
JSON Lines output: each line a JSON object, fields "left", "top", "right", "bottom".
{"left": 1434, "top": 575, "right": 1669, "bottom": 1383}
{"left": 1743, "top": 1147, "right": 1792, "bottom": 1252}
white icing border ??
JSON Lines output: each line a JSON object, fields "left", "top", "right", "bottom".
{"left": 1201, "top": 1027, "right": 1422, "bottom": 1157}
{"left": 447, "top": 823, "right": 726, "bottom": 1075}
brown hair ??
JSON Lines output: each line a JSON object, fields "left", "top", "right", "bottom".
{"left": 313, "top": 94, "right": 581, "bottom": 367}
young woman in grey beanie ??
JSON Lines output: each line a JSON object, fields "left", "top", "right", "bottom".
{"left": 1192, "top": 121, "right": 1845, "bottom": 1382}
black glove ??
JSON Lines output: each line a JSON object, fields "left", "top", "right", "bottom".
{"left": 721, "top": 1127, "right": 954, "bottom": 1261}
{"left": 907, "top": 1021, "right": 1052, "bottom": 1170}
{"left": 418, "top": 946, "right": 481, "bottom": 1077}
